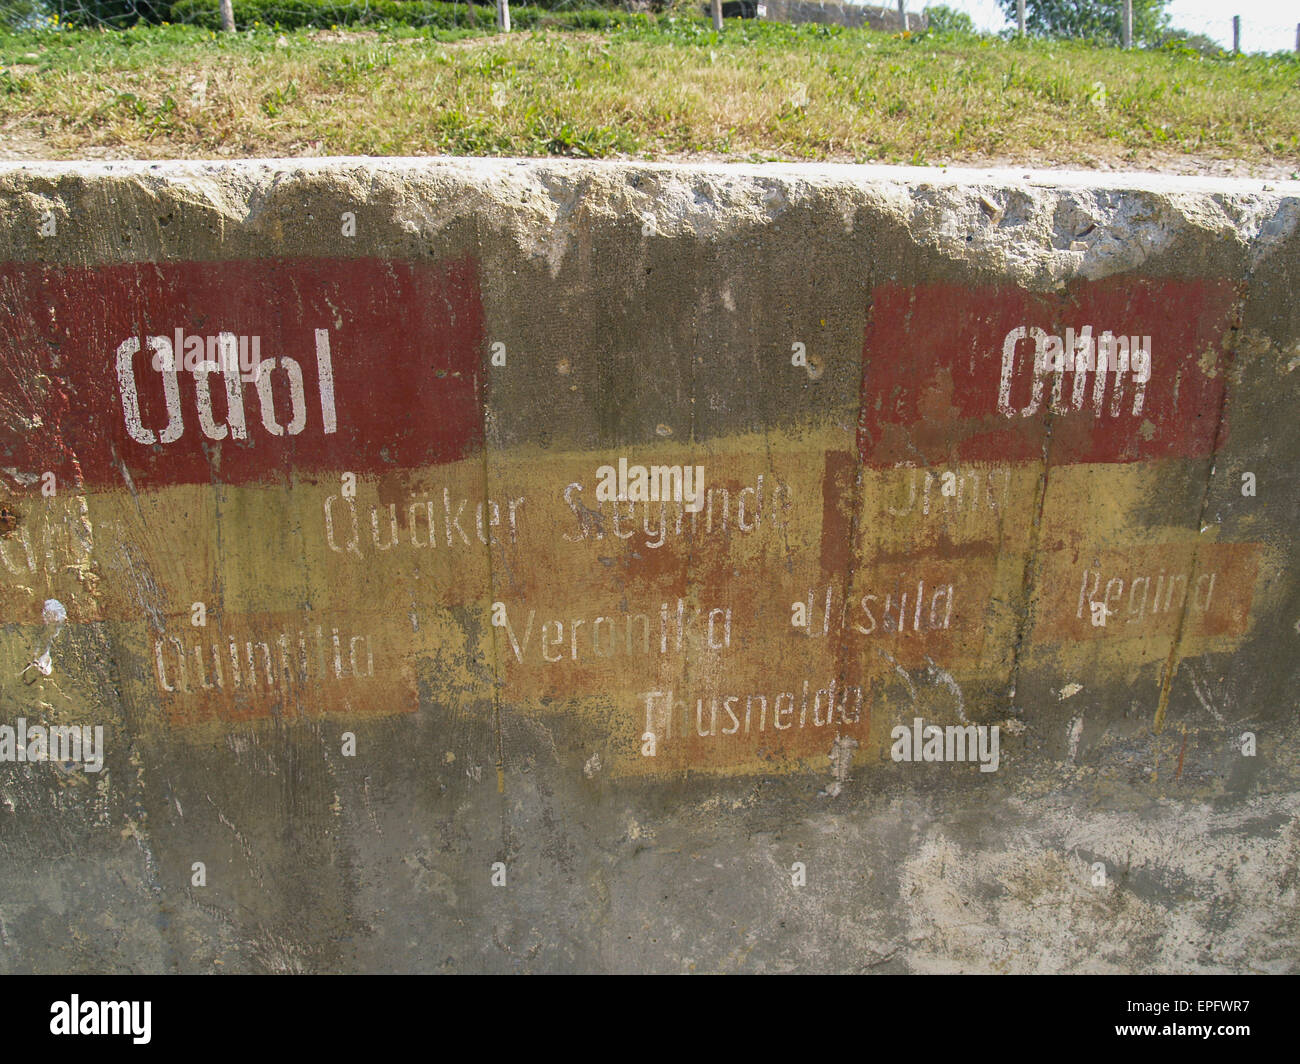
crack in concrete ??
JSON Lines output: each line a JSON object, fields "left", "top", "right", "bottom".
{"left": 1154, "top": 285, "right": 1247, "bottom": 735}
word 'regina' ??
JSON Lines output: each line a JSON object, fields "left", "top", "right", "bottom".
{"left": 999, "top": 325, "right": 1152, "bottom": 418}
{"left": 595, "top": 457, "right": 705, "bottom": 513}
{"left": 1077, "top": 563, "right": 1218, "bottom": 628}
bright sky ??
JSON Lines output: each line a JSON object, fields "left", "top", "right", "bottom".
{"left": 1163, "top": 0, "right": 1297, "bottom": 51}
{"left": 883, "top": 0, "right": 1299, "bottom": 54}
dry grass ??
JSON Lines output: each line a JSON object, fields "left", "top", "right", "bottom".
{"left": 1, "top": 19, "right": 1297, "bottom": 172}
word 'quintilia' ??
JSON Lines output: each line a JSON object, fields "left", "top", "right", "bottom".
{"left": 154, "top": 622, "right": 375, "bottom": 695}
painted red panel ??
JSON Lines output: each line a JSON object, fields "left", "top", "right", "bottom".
{"left": 0, "top": 256, "right": 484, "bottom": 491}
{"left": 858, "top": 278, "right": 1239, "bottom": 468}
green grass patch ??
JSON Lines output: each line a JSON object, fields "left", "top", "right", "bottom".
{"left": 0, "top": 17, "right": 1296, "bottom": 169}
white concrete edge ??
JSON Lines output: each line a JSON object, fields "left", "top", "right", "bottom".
{"left": 1, "top": 156, "right": 1298, "bottom": 197}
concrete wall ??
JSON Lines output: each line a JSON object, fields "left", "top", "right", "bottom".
{"left": 0, "top": 158, "right": 1297, "bottom": 974}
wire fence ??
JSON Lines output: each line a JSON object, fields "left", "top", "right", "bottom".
{"left": 927, "top": 0, "right": 1299, "bottom": 53}
{"left": 0, "top": 0, "right": 1296, "bottom": 56}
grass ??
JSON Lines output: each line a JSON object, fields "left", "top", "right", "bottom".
{"left": 0, "top": 17, "right": 1297, "bottom": 170}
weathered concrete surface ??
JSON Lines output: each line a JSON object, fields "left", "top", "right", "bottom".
{"left": 0, "top": 158, "right": 1297, "bottom": 974}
